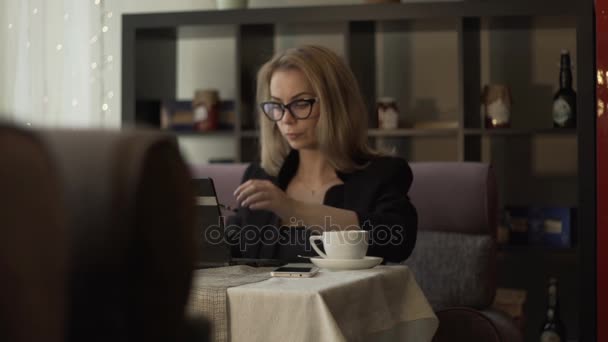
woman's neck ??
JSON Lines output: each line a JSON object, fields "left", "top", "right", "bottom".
{"left": 295, "top": 149, "right": 336, "bottom": 184}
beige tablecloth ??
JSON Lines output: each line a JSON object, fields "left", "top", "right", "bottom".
{"left": 187, "top": 266, "right": 273, "bottom": 342}
{"left": 227, "top": 265, "right": 438, "bottom": 342}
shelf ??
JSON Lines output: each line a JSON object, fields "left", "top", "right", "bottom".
{"left": 240, "top": 129, "right": 459, "bottom": 138}
{"left": 498, "top": 245, "right": 577, "bottom": 255}
{"left": 241, "top": 130, "right": 259, "bottom": 138}
{"left": 368, "top": 128, "right": 459, "bottom": 137}
{"left": 123, "top": 1, "right": 582, "bottom": 29}
{"left": 464, "top": 128, "right": 577, "bottom": 136}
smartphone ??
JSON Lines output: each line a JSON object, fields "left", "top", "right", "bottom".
{"left": 270, "top": 266, "right": 319, "bottom": 278}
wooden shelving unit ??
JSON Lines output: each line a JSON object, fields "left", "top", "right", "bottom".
{"left": 463, "top": 128, "right": 578, "bottom": 136}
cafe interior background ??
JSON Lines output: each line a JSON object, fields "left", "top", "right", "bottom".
{"left": 1, "top": 0, "right": 605, "bottom": 341}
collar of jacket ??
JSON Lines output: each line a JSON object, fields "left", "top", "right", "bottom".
{"left": 275, "top": 149, "right": 358, "bottom": 190}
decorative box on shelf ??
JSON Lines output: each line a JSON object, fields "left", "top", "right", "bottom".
{"left": 161, "top": 100, "right": 195, "bottom": 132}
{"left": 161, "top": 99, "right": 235, "bottom": 132}
{"left": 504, "top": 206, "right": 577, "bottom": 248}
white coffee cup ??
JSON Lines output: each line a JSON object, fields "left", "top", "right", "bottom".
{"left": 309, "top": 230, "right": 369, "bottom": 259}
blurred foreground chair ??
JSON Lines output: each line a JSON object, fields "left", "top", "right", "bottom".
{"left": 0, "top": 124, "right": 67, "bottom": 342}
{"left": 406, "top": 162, "right": 523, "bottom": 342}
{"left": 38, "top": 129, "right": 205, "bottom": 342}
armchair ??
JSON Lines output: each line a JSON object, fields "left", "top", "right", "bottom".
{"left": 405, "top": 162, "right": 522, "bottom": 342}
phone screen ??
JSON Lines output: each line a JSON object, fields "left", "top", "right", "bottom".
{"left": 273, "top": 267, "right": 313, "bottom": 273}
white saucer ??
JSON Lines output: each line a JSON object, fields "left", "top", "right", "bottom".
{"left": 310, "top": 256, "right": 383, "bottom": 271}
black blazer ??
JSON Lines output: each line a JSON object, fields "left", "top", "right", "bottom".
{"left": 226, "top": 150, "right": 417, "bottom": 263}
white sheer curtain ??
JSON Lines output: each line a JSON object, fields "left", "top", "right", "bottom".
{"left": 1, "top": 0, "right": 115, "bottom": 128}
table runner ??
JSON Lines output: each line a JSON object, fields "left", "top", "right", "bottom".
{"left": 186, "top": 266, "right": 272, "bottom": 342}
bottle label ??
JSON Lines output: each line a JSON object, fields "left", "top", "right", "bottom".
{"left": 540, "top": 331, "right": 561, "bottom": 342}
{"left": 553, "top": 98, "right": 571, "bottom": 126}
{"left": 487, "top": 99, "right": 510, "bottom": 125}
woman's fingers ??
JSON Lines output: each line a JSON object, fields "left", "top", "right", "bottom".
{"left": 235, "top": 182, "right": 261, "bottom": 204}
{"left": 233, "top": 180, "right": 283, "bottom": 212}
{"left": 234, "top": 179, "right": 261, "bottom": 197}
{"left": 236, "top": 180, "right": 274, "bottom": 205}
{"left": 234, "top": 179, "right": 253, "bottom": 197}
{"left": 241, "top": 192, "right": 268, "bottom": 208}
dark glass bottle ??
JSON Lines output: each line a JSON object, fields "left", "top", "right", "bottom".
{"left": 540, "top": 277, "right": 567, "bottom": 342}
{"left": 552, "top": 50, "right": 577, "bottom": 128}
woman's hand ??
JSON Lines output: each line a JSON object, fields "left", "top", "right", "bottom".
{"left": 234, "top": 179, "right": 294, "bottom": 218}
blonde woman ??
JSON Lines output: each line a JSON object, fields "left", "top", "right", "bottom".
{"left": 229, "top": 45, "right": 417, "bottom": 263}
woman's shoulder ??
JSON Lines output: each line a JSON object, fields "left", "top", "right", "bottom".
{"left": 242, "top": 162, "right": 274, "bottom": 182}
{"left": 347, "top": 155, "right": 413, "bottom": 184}
{"left": 364, "top": 155, "right": 411, "bottom": 174}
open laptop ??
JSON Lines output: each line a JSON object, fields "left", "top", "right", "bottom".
{"left": 192, "top": 177, "right": 284, "bottom": 268}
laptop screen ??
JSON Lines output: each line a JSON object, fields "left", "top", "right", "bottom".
{"left": 192, "top": 178, "right": 231, "bottom": 266}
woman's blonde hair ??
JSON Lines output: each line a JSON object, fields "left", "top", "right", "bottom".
{"left": 256, "top": 45, "right": 378, "bottom": 176}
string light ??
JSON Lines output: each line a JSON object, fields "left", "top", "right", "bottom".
{"left": 97, "top": 0, "right": 112, "bottom": 123}
{"left": 6, "top": 0, "right": 116, "bottom": 126}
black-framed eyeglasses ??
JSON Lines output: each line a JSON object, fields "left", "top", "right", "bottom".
{"left": 259, "top": 98, "right": 318, "bottom": 122}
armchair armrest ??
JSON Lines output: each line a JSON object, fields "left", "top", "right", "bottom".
{"left": 433, "top": 307, "right": 523, "bottom": 342}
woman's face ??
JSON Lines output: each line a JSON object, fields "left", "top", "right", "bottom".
{"left": 268, "top": 68, "right": 320, "bottom": 150}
